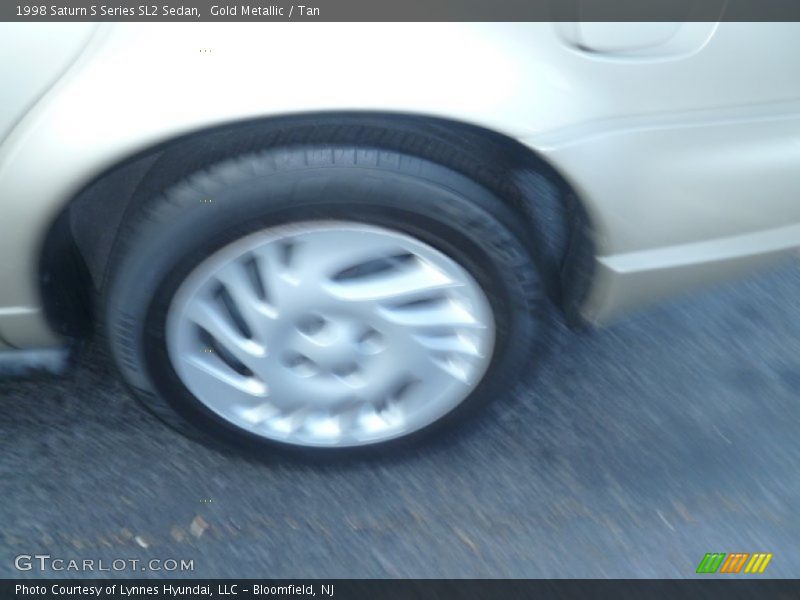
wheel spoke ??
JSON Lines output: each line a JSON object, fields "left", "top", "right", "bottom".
{"left": 412, "top": 332, "right": 483, "bottom": 357}
{"left": 186, "top": 299, "right": 266, "bottom": 372}
{"left": 214, "top": 260, "right": 275, "bottom": 344}
{"left": 290, "top": 229, "right": 408, "bottom": 280}
{"left": 378, "top": 298, "right": 484, "bottom": 328}
{"left": 324, "top": 258, "right": 461, "bottom": 302}
{"left": 251, "top": 242, "right": 303, "bottom": 315}
{"left": 182, "top": 354, "right": 267, "bottom": 397}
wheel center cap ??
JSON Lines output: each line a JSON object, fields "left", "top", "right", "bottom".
{"left": 285, "top": 314, "right": 373, "bottom": 379}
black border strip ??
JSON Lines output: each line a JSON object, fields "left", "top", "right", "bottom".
{"left": 4, "top": 579, "right": 800, "bottom": 600}
{"left": 4, "top": 0, "right": 800, "bottom": 22}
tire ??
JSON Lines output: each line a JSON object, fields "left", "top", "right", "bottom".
{"left": 104, "top": 144, "right": 551, "bottom": 457}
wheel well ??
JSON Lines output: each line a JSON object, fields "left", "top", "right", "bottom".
{"left": 39, "top": 112, "right": 595, "bottom": 339}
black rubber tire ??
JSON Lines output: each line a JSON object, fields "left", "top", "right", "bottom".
{"left": 104, "top": 145, "right": 552, "bottom": 458}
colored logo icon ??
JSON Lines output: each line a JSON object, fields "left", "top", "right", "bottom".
{"left": 696, "top": 552, "right": 772, "bottom": 574}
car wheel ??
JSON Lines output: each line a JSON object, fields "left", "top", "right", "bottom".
{"left": 104, "top": 144, "right": 550, "bottom": 455}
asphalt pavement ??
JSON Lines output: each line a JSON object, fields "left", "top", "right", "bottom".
{"left": 2, "top": 259, "right": 799, "bottom": 579}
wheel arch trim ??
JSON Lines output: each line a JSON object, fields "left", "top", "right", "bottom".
{"left": 28, "top": 112, "right": 595, "bottom": 346}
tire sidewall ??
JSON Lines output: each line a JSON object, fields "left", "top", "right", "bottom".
{"left": 106, "top": 149, "right": 546, "bottom": 455}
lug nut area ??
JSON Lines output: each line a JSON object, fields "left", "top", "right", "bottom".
{"left": 357, "top": 328, "right": 385, "bottom": 355}
{"left": 283, "top": 313, "right": 378, "bottom": 387}
{"left": 295, "top": 313, "right": 340, "bottom": 346}
{"left": 282, "top": 353, "right": 319, "bottom": 377}
{"left": 282, "top": 351, "right": 367, "bottom": 386}
{"left": 331, "top": 361, "right": 364, "bottom": 385}
{"left": 331, "top": 361, "right": 360, "bottom": 377}
{"left": 296, "top": 314, "right": 327, "bottom": 336}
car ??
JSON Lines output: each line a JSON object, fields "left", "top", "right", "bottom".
{"left": 1, "top": 22, "right": 798, "bottom": 454}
